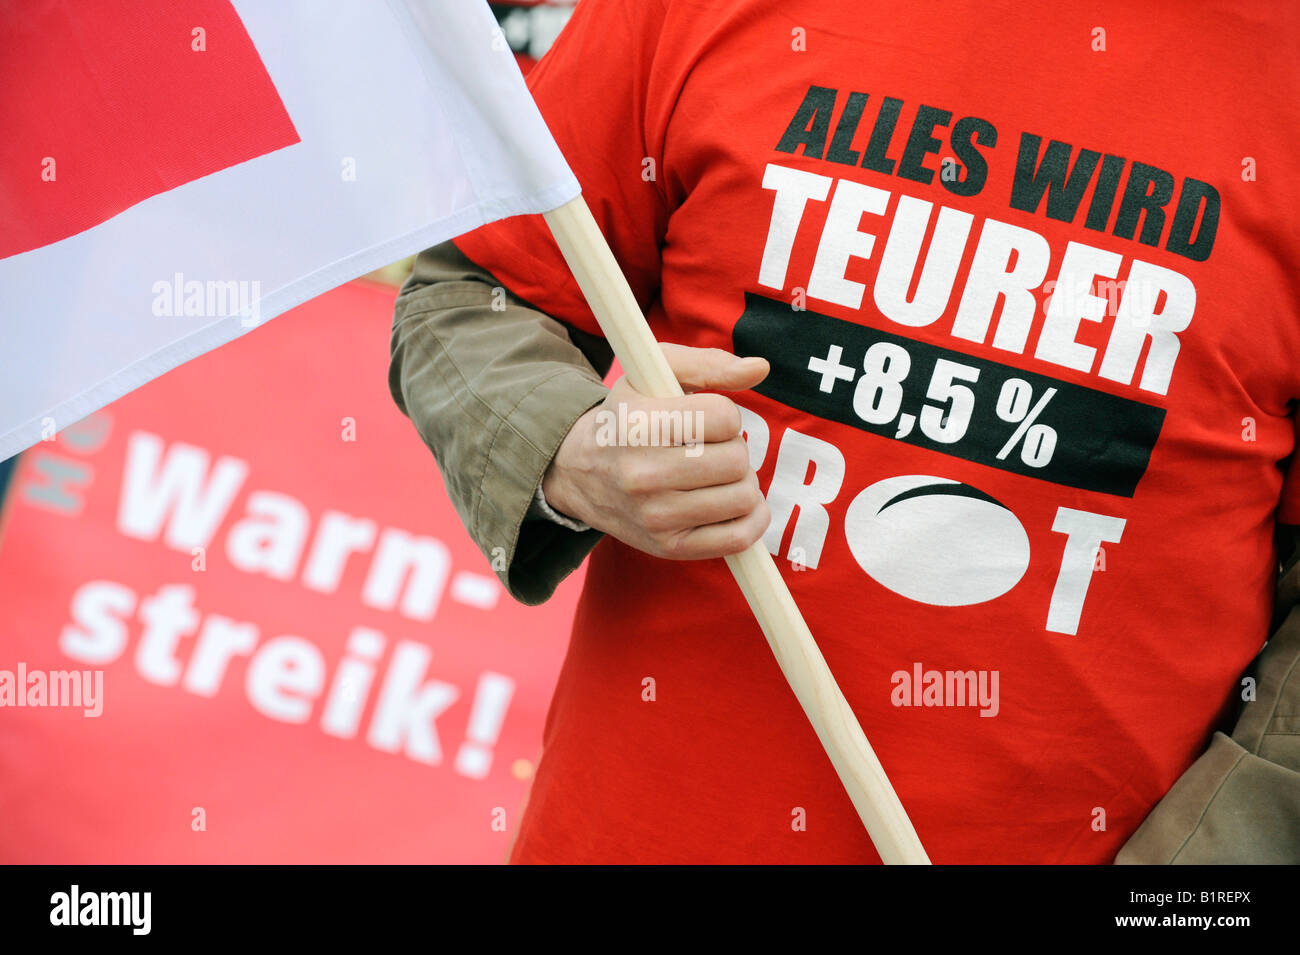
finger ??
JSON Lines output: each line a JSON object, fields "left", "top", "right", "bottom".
{"left": 659, "top": 343, "right": 769, "bottom": 394}
{"left": 668, "top": 498, "right": 771, "bottom": 560}
{"left": 625, "top": 437, "right": 752, "bottom": 491}
{"left": 602, "top": 388, "right": 743, "bottom": 444}
{"left": 642, "top": 475, "right": 764, "bottom": 532}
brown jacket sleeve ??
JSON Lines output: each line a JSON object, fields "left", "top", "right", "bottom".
{"left": 388, "top": 239, "right": 613, "bottom": 605}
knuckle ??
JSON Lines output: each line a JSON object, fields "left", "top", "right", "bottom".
{"left": 660, "top": 531, "right": 693, "bottom": 561}
{"left": 639, "top": 498, "right": 674, "bottom": 534}
{"left": 618, "top": 456, "right": 656, "bottom": 495}
{"left": 644, "top": 536, "right": 670, "bottom": 559}
{"left": 724, "top": 441, "right": 751, "bottom": 478}
{"left": 723, "top": 525, "right": 750, "bottom": 555}
{"left": 721, "top": 399, "right": 742, "bottom": 436}
{"left": 700, "top": 395, "right": 740, "bottom": 434}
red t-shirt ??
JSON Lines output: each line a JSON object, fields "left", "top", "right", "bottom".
{"left": 455, "top": 0, "right": 1300, "bottom": 863}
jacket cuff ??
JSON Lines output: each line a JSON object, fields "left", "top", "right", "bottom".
{"left": 529, "top": 480, "right": 592, "bottom": 533}
{"left": 475, "top": 372, "right": 608, "bottom": 605}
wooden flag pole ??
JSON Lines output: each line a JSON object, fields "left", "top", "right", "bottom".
{"left": 543, "top": 195, "right": 930, "bottom": 865}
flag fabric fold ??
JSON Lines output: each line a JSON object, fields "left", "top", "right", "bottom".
{"left": 0, "top": 0, "right": 579, "bottom": 461}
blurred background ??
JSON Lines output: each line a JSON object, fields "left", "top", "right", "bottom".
{"left": 0, "top": 1, "right": 584, "bottom": 864}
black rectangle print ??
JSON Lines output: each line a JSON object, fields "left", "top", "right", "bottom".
{"left": 732, "top": 292, "right": 1165, "bottom": 497}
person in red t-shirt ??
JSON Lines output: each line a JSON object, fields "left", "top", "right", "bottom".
{"left": 390, "top": 0, "right": 1300, "bottom": 862}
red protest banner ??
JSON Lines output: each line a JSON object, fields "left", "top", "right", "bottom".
{"left": 0, "top": 280, "right": 579, "bottom": 863}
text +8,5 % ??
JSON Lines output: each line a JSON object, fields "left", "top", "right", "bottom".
{"left": 806, "top": 341, "right": 1060, "bottom": 468}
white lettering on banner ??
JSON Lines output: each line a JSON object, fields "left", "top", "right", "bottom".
{"left": 759, "top": 161, "right": 1196, "bottom": 396}
{"left": 367, "top": 641, "right": 459, "bottom": 764}
{"left": 448, "top": 572, "right": 500, "bottom": 610}
{"left": 183, "top": 615, "right": 259, "bottom": 696}
{"left": 117, "top": 432, "right": 248, "bottom": 548}
{"left": 58, "top": 580, "right": 510, "bottom": 776}
{"left": 135, "top": 584, "right": 199, "bottom": 685}
{"left": 47, "top": 429, "right": 522, "bottom": 777}
{"left": 247, "top": 635, "right": 326, "bottom": 723}
{"left": 226, "top": 490, "right": 310, "bottom": 580}
{"left": 114, "top": 431, "right": 488, "bottom": 623}
{"left": 321, "top": 626, "right": 386, "bottom": 738}
{"left": 60, "top": 580, "right": 136, "bottom": 663}
{"left": 454, "top": 672, "right": 516, "bottom": 780}
{"left": 361, "top": 529, "right": 451, "bottom": 621}
{"left": 301, "top": 511, "right": 378, "bottom": 592}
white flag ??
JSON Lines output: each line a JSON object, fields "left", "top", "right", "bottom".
{"left": 0, "top": 0, "right": 578, "bottom": 460}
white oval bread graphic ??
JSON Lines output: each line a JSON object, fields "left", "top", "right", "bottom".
{"left": 844, "top": 475, "right": 1030, "bottom": 606}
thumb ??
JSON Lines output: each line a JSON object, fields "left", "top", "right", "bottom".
{"left": 659, "top": 343, "right": 769, "bottom": 394}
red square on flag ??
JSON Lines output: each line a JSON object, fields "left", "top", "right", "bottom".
{"left": 0, "top": 0, "right": 300, "bottom": 260}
